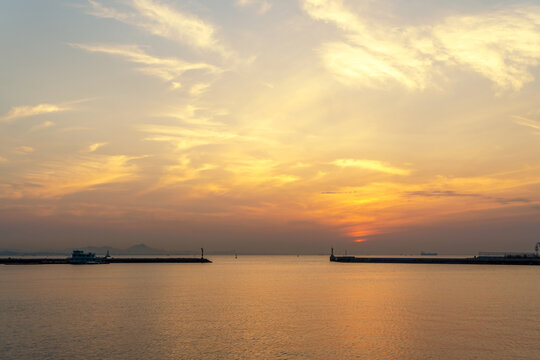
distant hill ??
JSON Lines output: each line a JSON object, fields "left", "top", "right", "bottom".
{"left": 124, "top": 243, "right": 167, "bottom": 255}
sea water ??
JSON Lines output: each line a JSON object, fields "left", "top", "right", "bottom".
{"left": 1, "top": 256, "right": 539, "bottom": 359}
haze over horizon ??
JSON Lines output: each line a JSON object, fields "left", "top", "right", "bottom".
{"left": 1, "top": 0, "right": 540, "bottom": 254}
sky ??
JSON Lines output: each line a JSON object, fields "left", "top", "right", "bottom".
{"left": 1, "top": 0, "right": 540, "bottom": 254}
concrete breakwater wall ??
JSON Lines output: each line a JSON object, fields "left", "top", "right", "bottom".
{"left": 0, "top": 257, "right": 212, "bottom": 265}
{"left": 330, "top": 256, "right": 540, "bottom": 265}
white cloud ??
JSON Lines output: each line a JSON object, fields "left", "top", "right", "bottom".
{"left": 71, "top": 43, "right": 220, "bottom": 87}
{"left": 236, "top": 0, "right": 272, "bottom": 14}
{"left": 87, "top": 142, "right": 108, "bottom": 152}
{"left": 86, "top": 0, "right": 130, "bottom": 21}
{"left": 13, "top": 146, "right": 35, "bottom": 155}
{"left": 87, "top": 0, "right": 231, "bottom": 56}
{"left": 29, "top": 121, "right": 55, "bottom": 132}
{"left": 432, "top": 10, "right": 540, "bottom": 90}
{"left": 302, "top": 0, "right": 540, "bottom": 90}
{"left": 189, "top": 83, "right": 211, "bottom": 96}
{"left": 1, "top": 104, "right": 66, "bottom": 122}
{"left": 138, "top": 124, "right": 237, "bottom": 150}
{"left": 513, "top": 115, "right": 540, "bottom": 134}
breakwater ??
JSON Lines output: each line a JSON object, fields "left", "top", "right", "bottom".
{"left": 0, "top": 257, "right": 212, "bottom": 265}
{"left": 330, "top": 255, "right": 540, "bottom": 266}
{"left": 108, "top": 257, "right": 211, "bottom": 263}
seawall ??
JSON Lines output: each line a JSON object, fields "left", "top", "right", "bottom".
{"left": 0, "top": 257, "right": 212, "bottom": 265}
{"left": 330, "top": 256, "right": 540, "bottom": 266}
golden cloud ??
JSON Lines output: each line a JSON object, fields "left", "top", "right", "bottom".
{"left": 0, "top": 155, "right": 139, "bottom": 199}
{"left": 332, "top": 159, "right": 411, "bottom": 176}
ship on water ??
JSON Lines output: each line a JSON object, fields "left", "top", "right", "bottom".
{"left": 68, "top": 250, "right": 106, "bottom": 265}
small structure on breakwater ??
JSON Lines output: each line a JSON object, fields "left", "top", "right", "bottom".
{"left": 330, "top": 243, "right": 540, "bottom": 266}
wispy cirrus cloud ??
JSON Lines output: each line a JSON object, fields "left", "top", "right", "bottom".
{"left": 150, "top": 155, "right": 216, "bottom": 190}
{"left": 406, "top": 190, "right": 481, "bottom": 198}
{"left": 332, "top": 159, "right": 411, "bottom": 176}
{"left": 71, "top": 43, "right": 220, "bottom": 88}
{"left": 301, "top": 0, "right": 540, "bottom": 90}
{"left": 495, "top": 197, "right": 531, "bottom": 205}
{"left": 29, "top": 121, "right": 55, "bottom": 132}
{"left": 0, "top": 154, "right": 140, "bottom": 199}
{"left": 86, "top": 0, "right": 130, "bottom": 20}
{"left": 1, "top": 104, "right": 67, "bottom": 122}
{"left": 13, "top": 146, "right": 35, "bottom": 155}
{"left": 189, "top": 83, "right": 211, "bottom": 96}
{"left": 513, "top": 115, "right": 540, "bottom": 133}
{"left": 236, "top": 0, "right": 272, "bottom": 14}
{"left": 138, "top": 123, "right": 237, "bottom": 150}
{"left": 87, "top": 142, "right": 108, "bottom": 152}
{"left": 159, "top": 104, "right": 225, "bottom": 126}
{"left": 87, "top": 0, "right": 232, "bottom": 57}
{"left": 406, "top": 189, "right": 533, "bottom": 206}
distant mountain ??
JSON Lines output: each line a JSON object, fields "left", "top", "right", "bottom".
{"left": 123, "top": 243, "right": 170, "bottom": 255}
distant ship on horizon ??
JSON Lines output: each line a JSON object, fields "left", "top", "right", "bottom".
{"left": 421, "top": 251, "right": 438, "bottom": 256}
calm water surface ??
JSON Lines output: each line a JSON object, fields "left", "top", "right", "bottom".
{"left": 1, "top": 256, "right": 539, "bottom": 359}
